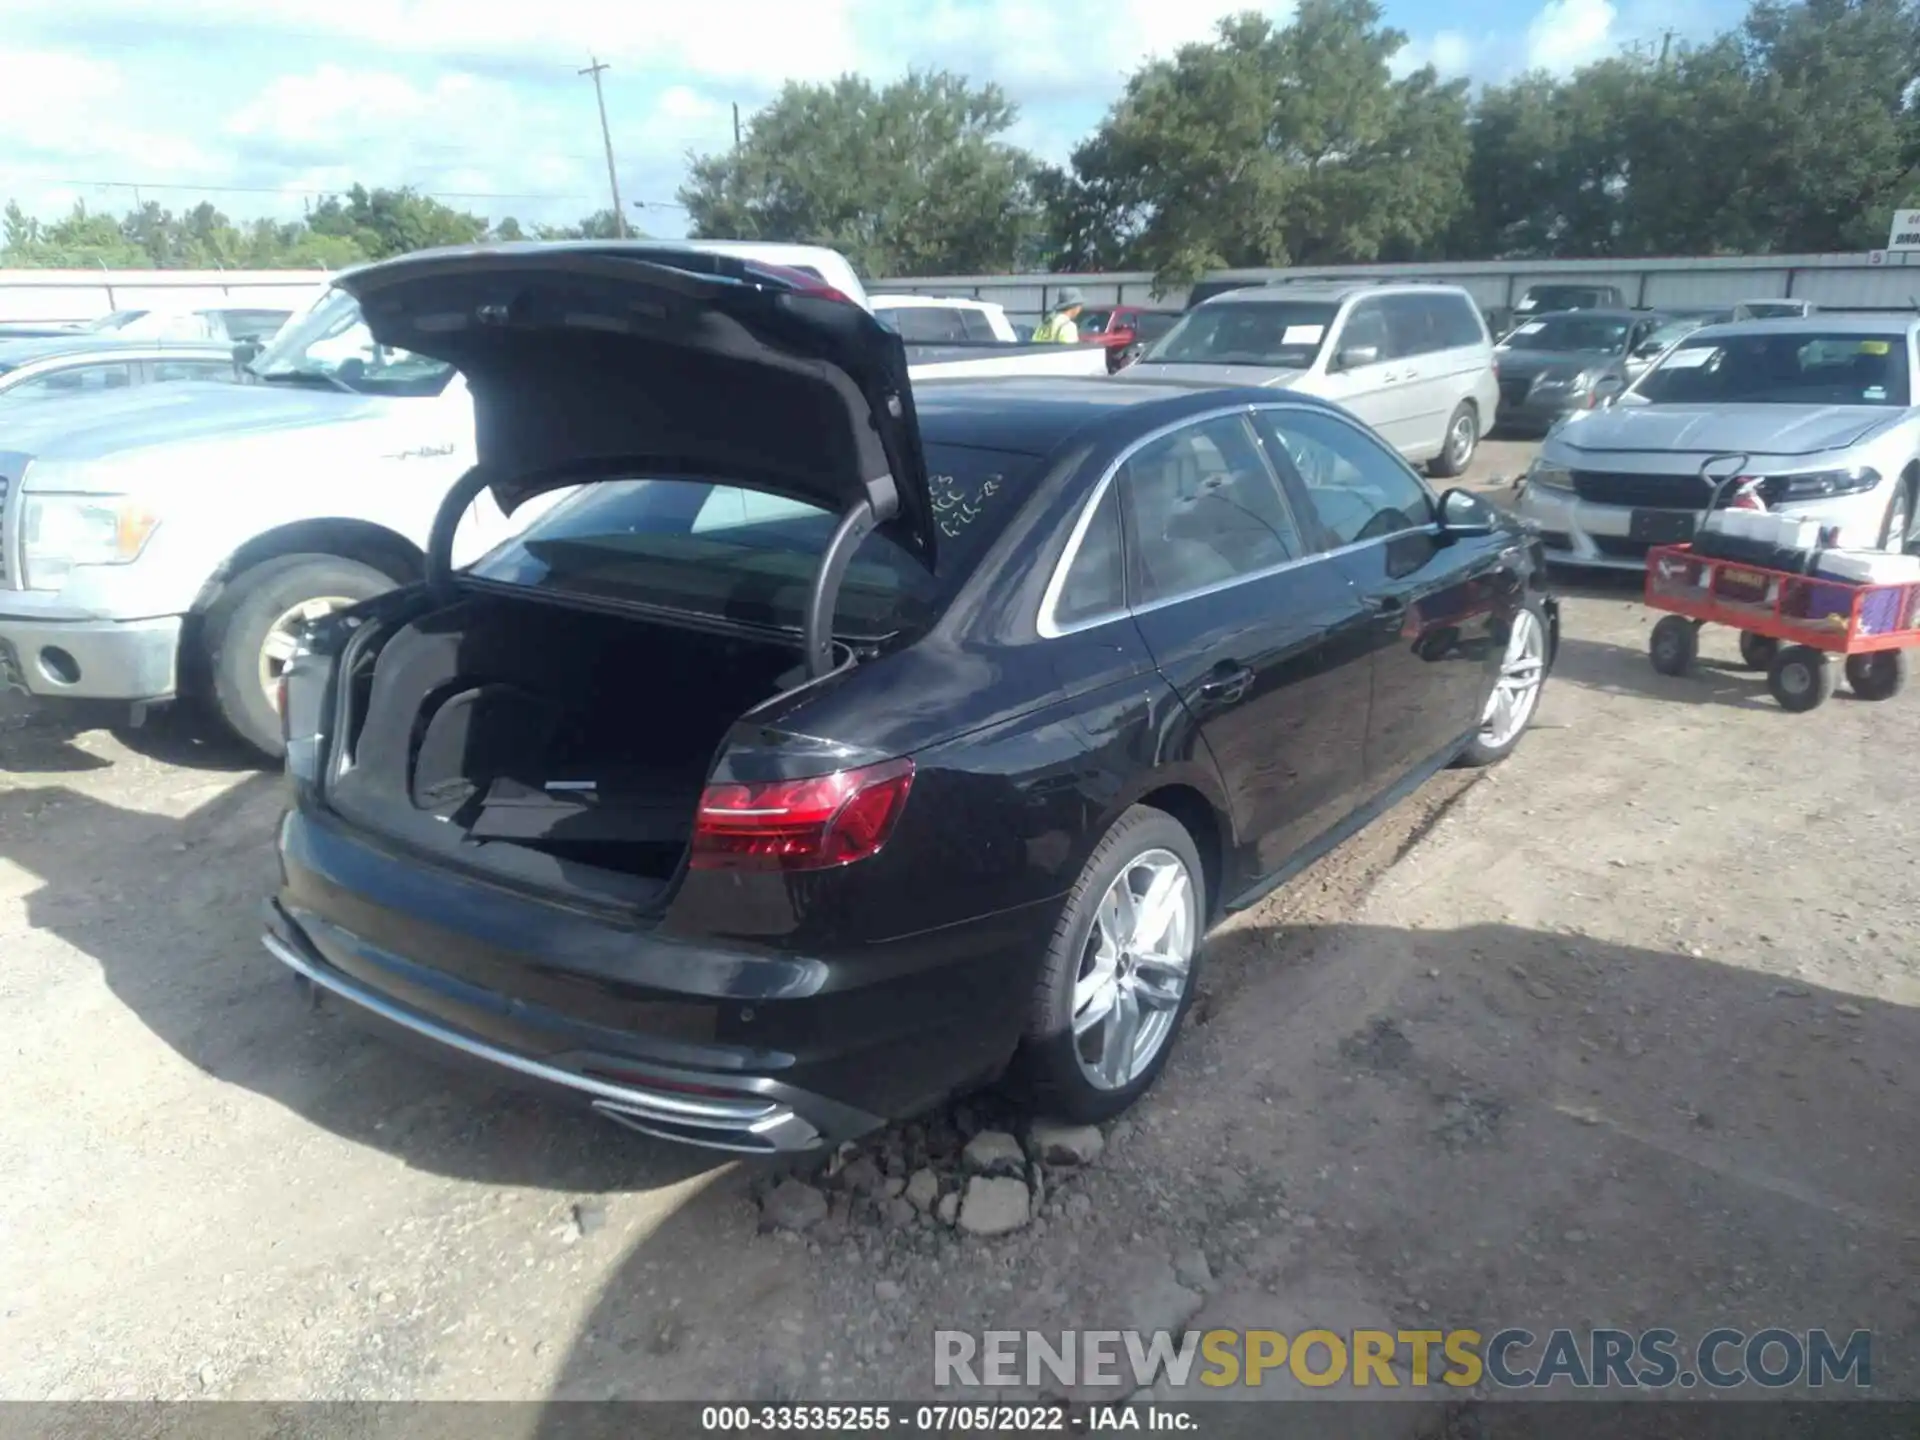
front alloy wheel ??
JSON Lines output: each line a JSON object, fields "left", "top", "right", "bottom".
{"left": 1457, "top": 600, "right": 1549, "bottom": 767}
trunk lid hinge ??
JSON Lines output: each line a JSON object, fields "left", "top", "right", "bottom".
{"left": 805, "top": 475, "right": 899, "bottom": 680}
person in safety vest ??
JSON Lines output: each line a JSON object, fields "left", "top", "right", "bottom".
{"left": 1033, "top": 288, "right": 1086, "bottom": 344}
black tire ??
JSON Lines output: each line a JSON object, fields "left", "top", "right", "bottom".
{"left": 1737, "top": 631, "right": 1779, "bottom": 671}
{"left": 1845, "top": 649, "right": 1909, "bottom": 701}
{"left": 1427, "top": 403, "right": 1479, "bottom": 479}
{"left": 1648, "top": 614, "right": 1698, "bottom": 677}
{"left": 1767, "top": 644, "right": 1835, "bottom": 712}
{"left": 1016, "top": 806, "right": 1206, "bottom": 1125}
{"left": 1455, "top": 595, "right": 1552, "bottom": 768}
{"left": 203, "top": 553, "right": 396, "bottom": 758}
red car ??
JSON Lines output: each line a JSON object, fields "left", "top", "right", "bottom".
{"left": 1079, "top": 306, "right": 1180, "bottom": 372}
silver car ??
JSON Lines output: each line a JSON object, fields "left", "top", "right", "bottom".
{"left": 1119, "top": 281, "right": 1502, "bottom": 478}
{"left": 1518, "top": 316, "right": 1920, "bottom": 569}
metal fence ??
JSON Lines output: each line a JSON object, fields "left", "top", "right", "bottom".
{"left": 0, "top": 269, "right": 332, "bottom": 325}
{"left": 868, "top": 251, "right": 1920, "bottom": 326}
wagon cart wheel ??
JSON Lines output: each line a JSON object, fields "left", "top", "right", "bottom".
{"left": 1649, "top": 615, "right": 1699, "bottom": 676}
{"left": 1844, "top": 650, "right": 1909, "bottom": 702}
{"left": 1767, "top": 645, "right": 1836, "bottom": 712}
{"left": 1737, "top": 632, "right": 1779, "bottom": 671}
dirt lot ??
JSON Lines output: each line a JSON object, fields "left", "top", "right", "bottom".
{"left": 4, "top": 437, "right": 1916, "bottom": 1413}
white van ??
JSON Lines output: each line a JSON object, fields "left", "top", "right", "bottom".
{"left": 1118, "top": 281, "right": 1501, "bottom": 477}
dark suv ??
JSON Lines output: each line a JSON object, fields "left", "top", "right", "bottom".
{"left": 262, "top": 244, "right": 1558, "bottom": 1153}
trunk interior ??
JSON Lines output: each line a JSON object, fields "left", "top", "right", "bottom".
{"left": 327, "top": 590, "right": 812, "bottom": 908}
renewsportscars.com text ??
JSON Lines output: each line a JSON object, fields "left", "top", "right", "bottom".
{"left": 934, "top": 1327, "right": 1872, "bottom": 1391}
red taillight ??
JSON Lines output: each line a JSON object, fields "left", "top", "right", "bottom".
{"left": 743, "top": 261, "right": 855, "bottom": 305}
{"left": 689, "top": 758, "right": 915, "bottom": 872}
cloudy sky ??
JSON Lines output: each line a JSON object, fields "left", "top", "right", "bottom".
{"left": 5, "top": 0, "right": 1734, "bottom": 240}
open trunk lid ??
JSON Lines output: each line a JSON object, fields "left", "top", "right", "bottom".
{"left": 336, "top": 243, "right": 937, "bottom": 571}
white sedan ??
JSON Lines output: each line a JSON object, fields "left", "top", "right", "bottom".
{"left": 1518, "top": 317, "right": 1920, "bottom": 569}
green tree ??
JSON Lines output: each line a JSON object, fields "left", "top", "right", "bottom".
{"left": 1740, "top": 0, "right": 1920, "bottom": 251}
{"left": 307, "top": 185, "right": 487, "bottom": 260}
{"left": 680, "top": 70, "right": 1043, "bottom": 276}
{"left": 1055, "top": 3, "right": 1471, "bottom": 286}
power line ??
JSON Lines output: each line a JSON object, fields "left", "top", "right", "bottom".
{"left": 2, "top": 175, "right": 598, "bottom": 203}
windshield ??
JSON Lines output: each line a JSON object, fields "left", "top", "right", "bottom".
{"left": 1077, "top": 309, "right": 1116, "bottom": 334}
{"left": 1519, "top": 287, "right": 1604, "bottom": 311}
{"left": 1633, "top": 332, "right": 1911, "bottom": 407}
{"left": 1142, "top": 301, "right": 1339, "bottom": 368}
{"left": 1500, "top": 315, "right": 1632, "bottom": 354}
{"left": 1638, "top": 319, "right": 1702, "bottom": 352}
{"left": 467, "top": 441, "right": 1043, "bottom": 639}
{"left": 247, "top": 288, "right": 454, "bottom": 397}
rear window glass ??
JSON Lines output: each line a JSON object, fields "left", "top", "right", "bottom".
{"left": 467, "top": 441, "right": 1041, "bottom": 638}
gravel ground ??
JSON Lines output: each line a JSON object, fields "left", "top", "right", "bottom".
{"left": 4, "top": 435, "right": 1915, "bottom": 1413}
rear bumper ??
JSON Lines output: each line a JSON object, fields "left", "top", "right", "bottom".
{"left": 264, "top": 805, "right": 1053, "bottom": 1151}
{"left": 0, "top": 613, "right": 180, "bottom": 700}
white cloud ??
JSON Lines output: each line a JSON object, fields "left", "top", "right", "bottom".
{"left": 1393, "top": 30, "right": 1475, "bottom": 79}
{"left": 1526, "top": 0, "right": 1618, "bottom": 73}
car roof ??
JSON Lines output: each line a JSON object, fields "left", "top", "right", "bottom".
{"left": 0, "top": 334, "right": 233, "bottom": 364}
{"left": 1683, "top": 315, "right": 1920, "bottom": 340}
{"left": 911, "top": 374, "right": 1345, "bottom": 455}
{"left": 1206, "top": 281, "right": 1468, "bottom": 306}
{"left": 1515, "top": 308, "right": 1646, "bottom": 324}
{"left": 871, "top": 294, "right": 999, "bottom": 311}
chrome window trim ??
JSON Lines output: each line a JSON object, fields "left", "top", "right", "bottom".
{"left": 1036, "top": 400, "right": 1439, "bottom": 639}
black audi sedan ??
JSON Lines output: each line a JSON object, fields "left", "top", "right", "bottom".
{"left": 263, "top": 244, "right": 1558, "bottom": 1153}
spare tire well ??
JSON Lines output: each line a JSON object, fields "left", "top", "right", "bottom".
{"left": 192, "top": 520, "right": 424, "bottom": 615}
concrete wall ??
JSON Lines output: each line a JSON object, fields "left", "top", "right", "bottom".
{"left": 869, "top": 251, "right": 1920, "bottom": 326}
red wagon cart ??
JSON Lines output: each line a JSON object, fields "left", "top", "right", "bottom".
{"left": 1643, "top": 543, "right": 1920, "bottom": 710}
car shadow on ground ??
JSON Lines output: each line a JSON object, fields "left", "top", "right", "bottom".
{"left": 0, "top": 772, "right": 715, "bottom": 1193}
{"left": 527, "top": 920, "right": 1919, "bottom": 1412}
{"left": 0, "top": 693, "right": 266, "bottom": 775}
{"left": 1550, "top": 634, "right": 1786, "bottom": 712}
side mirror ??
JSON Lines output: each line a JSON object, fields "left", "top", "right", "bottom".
{"left": 1334, "top": 343, "right": 1380, "bottom": 371}
{"left": 232, "top": 339, "right": 261, "bottom": 368}
{"left": 1438, "top": 487, "right": 1497, "bottom": 537}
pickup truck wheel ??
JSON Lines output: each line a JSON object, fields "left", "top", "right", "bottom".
{"left": 204, "top": 553, "right": 394, "bottom": 758}
{"left": 1017, "top": 806, "right": 1205, "bottom": 1124}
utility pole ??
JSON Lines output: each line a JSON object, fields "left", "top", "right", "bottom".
{"left": 732, "top": 102, "right": 742, "bottom": 150}
{"left": 579, "top": 56, "right": 628, "bottom": 238}
{"left": 1657, "top": 28, "right": 1673, "bottom": 66}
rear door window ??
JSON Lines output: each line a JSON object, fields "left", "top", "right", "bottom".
{"left": 1120, "top": 414, "right": 1308, "bottom": 604}
{"left": 2, "top": 362, "right": 138, "bottom": 400}
{"left": 885, "top": 307, "right": 969, "bottom": 342}
{"left": 1427, "top": 294, "right": 1487, "bottom": 349}
{"left": 959, "top": 310, "right": 1000, "bottom": 342}
{"left": 1382, "top": 295, "right": 1440, "bottom": 357}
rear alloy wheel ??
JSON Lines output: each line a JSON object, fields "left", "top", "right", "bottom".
{"left": 1020, "top": 807, "right": 1204, "bottom": 1123}
{"left": 1845, "top": 650, "right": 1909, "bottom": 701}
{"left": 1767, "top": 644, "right": 1835, "bottom": 712}
{"left": 204, "top": 553, "right": 397, "bottom": 759}
{"left": 1428, "top": 403, "right": 1479, "bottom": 479}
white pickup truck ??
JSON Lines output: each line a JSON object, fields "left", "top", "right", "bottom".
{"left": 0, "top": 241, "right": 1110, "bottom": 755}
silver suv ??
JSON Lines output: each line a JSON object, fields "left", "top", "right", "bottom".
{"left": 1120, "top": 281, "right": 1501, "bottom": 478}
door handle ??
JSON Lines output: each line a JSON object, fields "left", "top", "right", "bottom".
{"left": 1195, "top": 662, "right": 1255, "bottom": 705}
